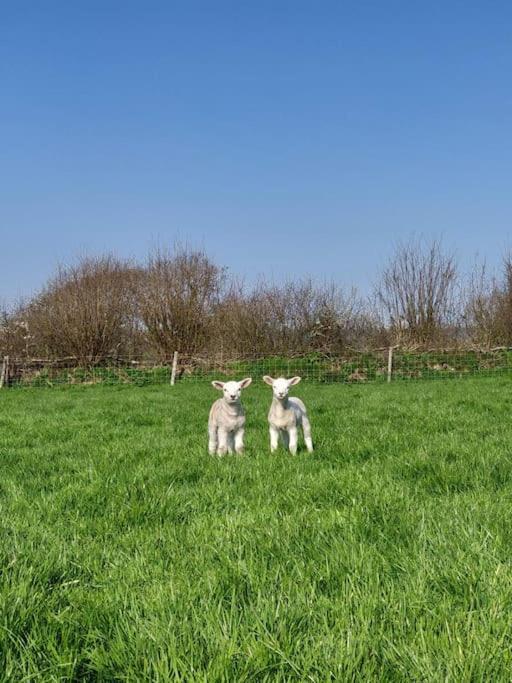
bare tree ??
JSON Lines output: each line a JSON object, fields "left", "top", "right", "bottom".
{"left": 8, "top": 239, "right": 504, "bottom": 361}
{"left": 308, "top": 284, "right": 383, "bottom": 352}
{"left": 499, "top": 254, "right": 512, "bottom": 344}
{"left": 465, "top": 254, "right": 512, "bottom": 347}
{"left": 23, "top": 255, "right": 138, "bottom": 364}
{"left": 211, "top": 277, "right": 381, "bottom": 356}
{"left": 376, "top": 238, "right": 459, "bottom": 346}
{"left": 464, "top": 262, "right": 499, "bottom": 346}
{"left": 137, "top": 246, "right": 225, "bottom": 358}
{"left": 0, "top": 298, "right": 47, "bottom": 358}
{"left": 0, "top": 304, "right": 20, "bottom": 357}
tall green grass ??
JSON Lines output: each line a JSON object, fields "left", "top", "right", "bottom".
{"left": 1, "top": 378, "right": 512, "bottom": 680}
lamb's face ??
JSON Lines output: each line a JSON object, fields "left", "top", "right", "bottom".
{"left": 263, "top": 376, "right": 301, "bottom": 399}
{"left": 222, "top": 381, "right": 243, "bottom": 403}
{"left": 272, "top": 378, "right": 290, "bottom": 400}
{"left": 212, "top": 378, "right": 252, "bottom": 403}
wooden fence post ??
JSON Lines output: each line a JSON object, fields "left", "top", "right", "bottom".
{"left": 170, "top": 351, "right": 179, "bottom": 386}
{"left": 387, "top": 347, "right": 393, "bottom": 383}
{"left": 0, "top": 356, "right": 9, "bottom": 388}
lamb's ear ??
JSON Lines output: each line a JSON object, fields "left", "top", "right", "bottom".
{"left": 263, "top": 376, "right": 274, "bottom": 386}
{"left": 212, "top": 380, "right": 225, "bottom": 390}
{"left": 239, "top": 377, "right": 252, "bottom": 389}
{"left": 288, "top": 376, "right": 301, "bottom": 386}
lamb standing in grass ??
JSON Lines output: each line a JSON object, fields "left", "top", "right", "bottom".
{"left": 208, "top": 378, "right": 252, "bottom": 455}
{"left": 263, "top": 376, "right": 313, "bottom": 455}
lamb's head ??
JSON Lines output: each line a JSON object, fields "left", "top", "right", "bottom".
{"left": 263, "top": 376, "right": 301, "bottom": 400}
{"left": 212, "top": 378, "right": 252, "bottom": 403}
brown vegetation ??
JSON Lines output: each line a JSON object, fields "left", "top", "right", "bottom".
{"left": 13, "top": 256, "right": 139, "bottom": 364}
{"left": 2, "top": 239, "right": 512, "bottom": 363}
{"left": 136, "top": 247, "right": 224, "bottom": 359}
{"left": 375, "top": 238, "right": 459, "bottom": 346}
{"left": 464, "top": 255, "right": 512, "bottom": 347}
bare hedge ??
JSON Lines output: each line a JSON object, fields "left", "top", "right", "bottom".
{"left": 2, "top": 240, "right": 512, "bottom": 363}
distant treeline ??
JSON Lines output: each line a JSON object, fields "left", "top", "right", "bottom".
{"left": 2, "top": 240, "right": 512, "bottom": 363}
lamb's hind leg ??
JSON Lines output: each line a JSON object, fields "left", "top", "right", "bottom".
{"left": 302, "top": 415, "right": 314, "bottom": 453}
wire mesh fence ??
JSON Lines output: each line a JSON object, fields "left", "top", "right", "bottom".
{"left": 2, "top": 348, "right": 512, "bottom": 389}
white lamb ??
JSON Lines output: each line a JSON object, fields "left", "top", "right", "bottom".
{"left": 263, "top": 376, "right": 313, "bottom": 455}
{"left": 208, "top": 378, "right": 252, "bottom": 455}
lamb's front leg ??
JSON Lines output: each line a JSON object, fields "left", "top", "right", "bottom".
{"left": 234, "top": 427, "right": 245, "bottom": 454}
{"left": 280, "top": 430, "right": 289, "bottom": 450}
{"left": 288, "top": 426, "right": 298, "bottom": 455}
{"left": 208, "top": 424, "right": 218, "bottom": 455}
{"left": 269, "top": 425, "right": 279, "bottom": 453}
{"left": 217, "top": 428, "right": 229, "bottom": 456}
{"left": 227, "top": 431, "right": 235, "bottom": 455}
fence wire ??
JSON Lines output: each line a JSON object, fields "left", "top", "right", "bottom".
{"left": 2, "top": 348, "right": 512, "bottom": 389}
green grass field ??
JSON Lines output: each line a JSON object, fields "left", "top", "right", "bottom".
{"left": 2, "top": 378, "right": 512, "bottom": 681}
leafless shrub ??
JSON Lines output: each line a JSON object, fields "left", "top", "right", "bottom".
{"left": 309, "top": 286, "right": 385, "bottom": 352}
{"left": 22, "top": 255, "right": 138, "bottom": 364}
{"left": 0, "top": 298, "right": 45, "bottom": 358}
{"left": 464, "top": 262, "right": 500, "bottom": 346}
{"left": 211, "top": 278, "right": 381, "bottom": 356}
{"left": 500, "top": 254, "right": 512, "bottom": 344}
{"left": 136, "top": 246, "right": 225, "bottom": 358}
{"left": 0, "top": 305, "right": 21, "bottom": 357}
{"left": 9, "top": 238, "right": 512, "bottom": 362}
{"left": 209, "top": 279, "right": 268, "bottom": 356}
{"left": 465, "top": 255, "right": 512, "bottom": 346}
{"left": 375, "top": 238, "right": 459, "bottom": 346}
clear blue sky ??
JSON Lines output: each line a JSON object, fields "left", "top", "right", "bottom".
{"left": 2, "top": 1, "right": 511, "bottom": 304}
